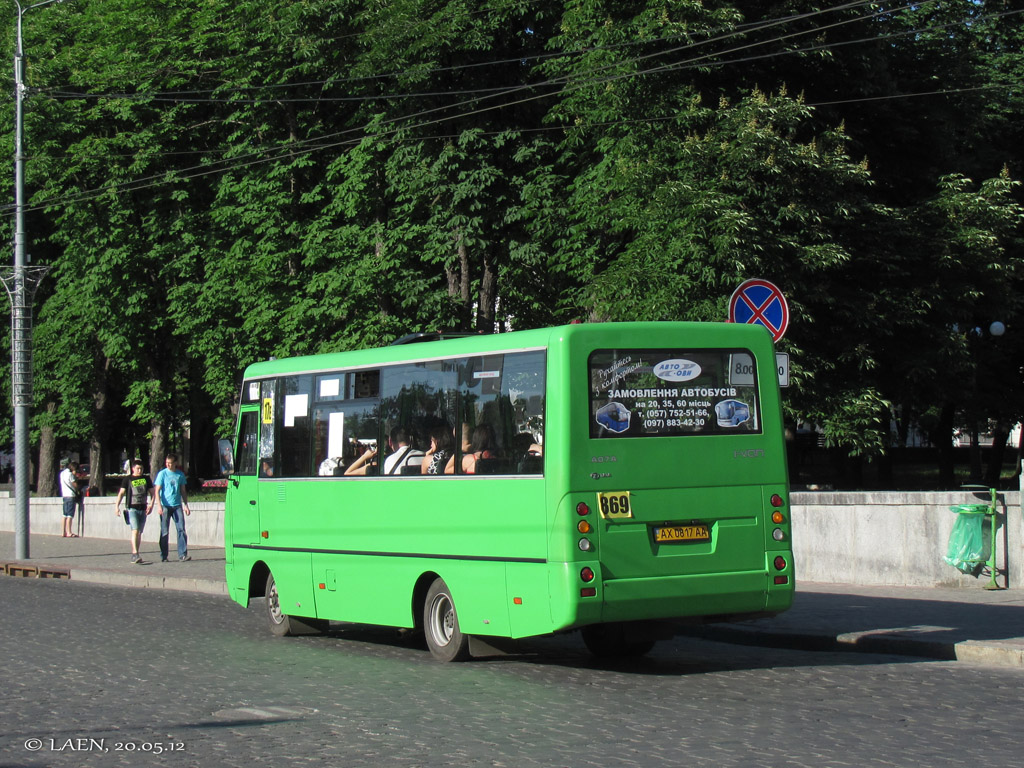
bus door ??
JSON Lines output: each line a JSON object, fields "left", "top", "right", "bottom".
{"left": 229, "top": 408, "right": 261, "bottom": 546}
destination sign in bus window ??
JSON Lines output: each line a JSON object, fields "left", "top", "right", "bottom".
{"left": 588, "top": 349, "right": 761, "bottom": 438}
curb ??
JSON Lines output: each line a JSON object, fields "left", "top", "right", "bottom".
{"left": 1, "top": 559, "right": 227, "bottom": 597}
{"left": 684, "top": 625, "right": 1024, "bottom": 669}
{"left": 70, "top": 568, "right": 228, "bottom": 596}
{"left": 950, "top": 640, "right": 1024, "bottom": 668}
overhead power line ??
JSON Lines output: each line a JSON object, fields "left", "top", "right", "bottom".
{"left": 9, "top": 0, "right": 1015, "bottom": 215}
{"left": 34, "top": 0, "right": 884, "bottom": 102}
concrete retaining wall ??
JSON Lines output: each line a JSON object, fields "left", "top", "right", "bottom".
{"left": 0, "top": 494, "right": 224, "bottom": 548}
{"left": 791, "top": 490, "right": 1023, "bottom": 588}
{"left": 2, "top": 490, "right": 1022, "bottom": 588}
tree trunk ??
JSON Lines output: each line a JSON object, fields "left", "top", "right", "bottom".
{"left": 149, "top": 421, "right": 167, "bottom": 480}
{"left": 936, "top": 403, "right": 956, "bottom": 488}
{"left": 374, "top": 228, "right": 395, "bottom": 317}
{"left": 89, "top": 358, "right": 112, "bottom": 496}
{"left": 1017, "top": 424, "right": 1023, "bottom": 481}
{"left": 476, "top": 249, "right": 497, "bottom": 333}
{"left": 968, "top": 422, "right": 983, "bottom": 482}
{"left": 986, "top": 419, "right": 1010, "bottom": 488}
{"left": 896, "top": 402, "right": 910, "bottom": 447}
{"left": 36, "top": 401, "right": 58, "bottom": 497}
{"left": 189, "top": 363, "right": 219, "bottom": 481}
{"left": 88, "top": 439, "right": 103, "bottom": 497}
{"left": 446, "top": 229, "right": 473, "bottom": 330}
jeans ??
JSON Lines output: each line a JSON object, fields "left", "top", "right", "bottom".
{"left": 159, "top": 505, "right": 188, "bottom": 560}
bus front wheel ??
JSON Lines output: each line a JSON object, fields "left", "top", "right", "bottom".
{"left": 265, "top": 572, "right": 327, "bottom": 637}
{"left": 423, "top": 578, "right": 470, "bottom": 662}
{"left": 581, "top": 623, "right": 656, "bottom": 658}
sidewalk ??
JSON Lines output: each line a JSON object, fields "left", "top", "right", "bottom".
{"left": 3, "top": 531, "right": 1024, "bottom": 667}
{"left": 0, "top": 530, "right": 226, "bottom": 595}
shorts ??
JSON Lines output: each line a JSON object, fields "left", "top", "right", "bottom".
{"left": 126, "top": 508, "right": 147, "bottom": 532}
{"left": 62, "top": 498, "right": 77, "bottom": 518}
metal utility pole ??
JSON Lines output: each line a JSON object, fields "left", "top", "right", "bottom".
{"left": 3, "top": 0, "right": 65, "bottom": 559}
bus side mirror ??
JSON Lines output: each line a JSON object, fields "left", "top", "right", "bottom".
{"left": 218, "top": 439, "right": 235, "bottom": 477}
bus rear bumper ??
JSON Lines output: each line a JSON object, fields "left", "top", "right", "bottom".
{"left": 599, "top": 570, "right": 791, "bottom": 624}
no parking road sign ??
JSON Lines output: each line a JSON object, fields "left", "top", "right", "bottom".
{"left": 728, "top": 278, "right": 789, "bottom": 342}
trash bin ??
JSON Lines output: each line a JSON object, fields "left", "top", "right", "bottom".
{"left": 944, "top": 486, "right": 1002, "bottom": 589}
{"left": 943, "top": 504, "right": 989, "bottom": 575}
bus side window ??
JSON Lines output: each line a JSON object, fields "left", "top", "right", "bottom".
{"left": 456, "top": 350, "right": 545, "bottom": 475}
{"left": 278, "top": 374, "right": 314, "bottom": 477}
{"left": 260, "top": 379, "right": 276, "bottom": 472}
{"left": 236, "top": 411, "right": 259, "bottom": 476}
{"left": 380, "top": 361, "right": 456, "bottom": 477}
{"left": 313, "top": 405, "right": 346, "bottom": 476}
{"left": 505, "top": 352, "right": 545, "bottom": 475}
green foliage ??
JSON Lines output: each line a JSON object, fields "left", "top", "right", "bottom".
{"left": 1, "top": 0, "right": 1021, "bottom": 474}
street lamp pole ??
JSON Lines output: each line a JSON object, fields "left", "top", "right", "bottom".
{"left": 4, "top": 0, "right": 65, "bottom": 559}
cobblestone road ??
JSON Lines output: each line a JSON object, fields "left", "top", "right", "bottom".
{"left": 2, "top": 578, "right": 1022, "bottom": 767}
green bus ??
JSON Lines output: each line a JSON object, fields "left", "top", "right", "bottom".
{"left": 223, "top": 321, "right": 793, "bottom": 661}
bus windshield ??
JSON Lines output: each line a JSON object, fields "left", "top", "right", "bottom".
{"left": 588, "top": 348, "right": 761, "bottom": 438}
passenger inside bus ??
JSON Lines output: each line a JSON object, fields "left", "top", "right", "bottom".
{"left": 317, "top": 456, "right": 344, "bottom": 476}
{"left": 509, "top": 433, "right": 540, "bottom": 474}
{"left": 462, "top": 423, "right": 498, "bottom": 474}
{"left": 383, "top": 426, "right": 424, "bottom": 475}
{"left": 512, "top": 432, "right": 543, "bottom": 456}
{"left": 344, "top": 444, "right": 379, "bottom": 475}
{"left": 452, "top": 423, "right": 472, "bottom": 474}
{"left": 421, "top": 425, "right": 455, "bottom": 475}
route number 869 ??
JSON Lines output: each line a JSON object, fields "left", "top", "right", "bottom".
{"left": 596, "top": 491, "right": 632, "bottom": 519}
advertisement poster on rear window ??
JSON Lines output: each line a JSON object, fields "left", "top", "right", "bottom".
{"left": 588, "top": 349, "right": 761, "bottom": 438}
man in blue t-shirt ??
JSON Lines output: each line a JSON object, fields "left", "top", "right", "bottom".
{"left": 155, "top": 453, "right": 192, "bottom": 562}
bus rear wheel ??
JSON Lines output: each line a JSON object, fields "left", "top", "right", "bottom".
{"left": 265, "top": 572, "right": 327, "bottom": 637}
{"left": 581, "top": 623, "right": 656, "bottom": 658}
{"left": 423, "top": 578, "right": 470, "bottom": 662}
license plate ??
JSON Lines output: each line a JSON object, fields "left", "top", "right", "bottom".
{"left": 653, "top": 524, "right": 710, "bottom": 543}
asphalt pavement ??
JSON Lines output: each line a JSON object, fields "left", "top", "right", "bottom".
{"left": 3, "top": 530, "right": 1024, "bottom": 668}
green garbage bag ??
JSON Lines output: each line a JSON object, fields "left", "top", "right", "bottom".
{"left": 943, "top": 506, "right": 986, "bottom": 574}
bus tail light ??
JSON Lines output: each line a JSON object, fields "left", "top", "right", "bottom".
{"left": 773, "top": 556, "right": 787, "bottom": 571}
{"left": 576, "top": 502, "right": 590, "bottom": 516}
{"left": 577, "top": 520, "right": 592, "bottom": 533}
{"left": 580, "top": 567, "right": 595, "bottom": 582}
{"left": 774, "top": 576, "right": 789, "bottom": 585}
{"left": 770, "top": 494, "right": 784, "bottom": 507}
{"left": 772, "top": 529, "right": 785, "bottom": 541}
{"left": 578, "top": 538, "right": 592, "bottom": 551}
{"left": 580, "top": 587, "right": 597, "bottom": 597}
{"left": 772, "top": 511, "right": 785, "bottom": 524}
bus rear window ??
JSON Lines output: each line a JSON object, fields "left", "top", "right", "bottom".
{"left": 588, "top": 349, "right": 761, "bottom": 438}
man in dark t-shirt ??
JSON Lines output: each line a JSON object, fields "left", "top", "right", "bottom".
{"left": 113, "top": 460, "right": 155, "bottom": 564}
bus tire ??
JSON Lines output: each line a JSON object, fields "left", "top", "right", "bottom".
{"left": 423, "top": 578, "right": 470, "bottom": 662}
{"left": 265, "top": 572, "right": 327, "bottom": 637}
{"left": 581, "top": 623, "right": 656, "bottom": 658}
